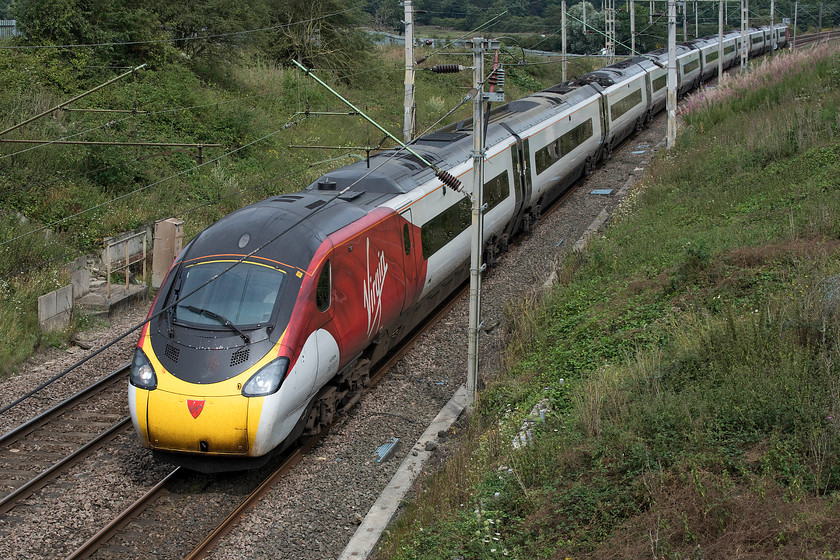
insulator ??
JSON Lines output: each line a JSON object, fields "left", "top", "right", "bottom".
{"left": 436, "top": 169, "right": 461, "bottom": 190}
{"left": 415, "top": 56, "right": 428, "bottom": 65}
{"left": 431, "top": 64, "right": 464, "bottom": 74}
{"left": 489, "top": 66, "right": 505, "bottom": 88}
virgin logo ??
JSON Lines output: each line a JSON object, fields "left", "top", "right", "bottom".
{"left": 363, "top": 238, "right": 388, "bottom": 338}
{"left": 187, "top": 399, "right": 205, "bottom": 419}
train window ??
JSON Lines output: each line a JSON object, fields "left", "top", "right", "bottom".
{"left": 610, "top": 89, "right": 642, "bottom": 121}
{"left": 403, "top": 224, "right": 411, "bottom": 255}
{"left": 652, "top": 74, "right": 666, "bottom": 92}
{"left": 484, "top": 171, "right": 510, "bottom": 212}
{"left": 682, "top": 59, "right": 700, "bottom": 74}
{"left": 724, "top": 45, "right": 735, "bottom": 55}
{"left": 706, "top": 50, "right": 719, "bottom": 62}
{"left": 421, "top": 196, "right": 471, "bottom": 259}
{"left": 316, "top": 261, "right": 331, "bottom": 312}
{"left": 535, "top": 118, "right": 594, "bottom": 175}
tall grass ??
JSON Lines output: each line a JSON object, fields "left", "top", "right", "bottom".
{"left": 378, "top": 42, "right": 840, "bottom": 560}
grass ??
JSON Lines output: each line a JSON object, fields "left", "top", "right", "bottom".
{"left": 376, "top": 43, "right": 840, "bottom": 559}
{"left": 0, "top": 43, "right": 572, "bottom": 379}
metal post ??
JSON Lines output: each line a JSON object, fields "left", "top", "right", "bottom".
{"left": 467, "top": 38, "right": 488, "bottom": 407}
{"left": 793, "top": 0, "right": 798, "bottom": 49}
{"left": 106, "top": 244, "right": 111, "bottom": 300}
{"left": 683, "top": 1, "right": 688, "bottom": 42}
{"left": 667, "top": 0, "right": 677, "bottom": 150}
{"left": 630, "top": 0, "right": 636, "bottom": 54}
{"left": 142, "top": 232, "right": 147, "bottom": 286}
{"left": 718, "top": 0, "right": 724, "bottom": 79}
{"left": 770, "top": 0, "right": 775, "bottom": 55}
{"left": 562, "top": 0, "right": 568, "bottom": 80}
{"left": 695, "top": 1, "right": 699, "bottom": 38}
{"left": 584, "top": 1, "right": 587, "bottom": 33}
{"left": 605, "top": 0, "right": 616, "bottom": 62}
{"left": 403, "top": 0, "right": 416, "bottom": 142}
{"left": 818, "top": 3, "right": 822, "bottom": 37}
{"left": 740, "top": 0, "right": 748, "bottom": 69}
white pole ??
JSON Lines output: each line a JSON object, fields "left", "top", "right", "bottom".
{"left": 695, "top": 1, "right": 699, "bottom": 38}
{"left": 793, "top": 0, "right": 798, "bottom": 49}
{"left": 718, "top": 0, "right": 724, "bottom": 79}
{"left": 770, "top": 0, "right": 775, "bottom": 55}
{"left": 467, "top": 38, "right": 487, "bottom": 407}
{"left": 740, "top": 0, "right": 748, "bottom": 70}
{"left": 403, "top": 0, "right": 415, "bottom": 142}
{"left": 667, "top": 0, "right": 677, "bottom": 150}
{"left": 630, "top": 0, "right": 636, "bottom": 54}
{"left": 562, "top": 0, "right": 568, "bottom": 80}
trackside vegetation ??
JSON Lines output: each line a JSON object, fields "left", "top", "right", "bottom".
{"left": 376, "top": 43, "right": 840, "bottom": 559}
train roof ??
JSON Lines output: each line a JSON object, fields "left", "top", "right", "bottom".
{"left": 182, "top": 191, "right": 376, "bottom": 269}
{"left": 577, "top": 58, "right": 646, "bottom": 87}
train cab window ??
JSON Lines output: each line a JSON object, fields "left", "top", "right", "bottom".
{"left": 316, "top": 261, "right": 331, "bottom": 312}
{"left": 403, "top": 224, "right": 411, "bottom": 255}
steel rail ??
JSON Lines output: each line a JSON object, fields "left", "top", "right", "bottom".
{"left": 64, "top": 467, "right": 183, "bottom": 560}
{"left": 0, "top": 418, "right": 131, "bottom": 515}
{"left": 0, "top": 364, "right": 129, "bottom": 444}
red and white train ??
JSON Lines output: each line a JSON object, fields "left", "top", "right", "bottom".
{"left": 129, "top": 24, "right": 788, "bottom": 471}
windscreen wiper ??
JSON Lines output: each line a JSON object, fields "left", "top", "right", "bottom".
{"left": 179, "top": 305, "right": 251, "bottom": 344}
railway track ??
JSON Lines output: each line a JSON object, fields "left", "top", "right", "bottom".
{"left": 794, "top": 29, "right": 840, "bottom": 48}
{"left": 60, "top": 284, "right": 468, "bottom": 560}
{"left": 0, "top": 366, "right": 131, "bottom": 516}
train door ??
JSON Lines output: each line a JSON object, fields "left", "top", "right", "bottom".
{"left": 499, "top": 128, "right": 532, "bottom": 237}
{"left": 399, "top": 208, "right": 422, "bottom": 310}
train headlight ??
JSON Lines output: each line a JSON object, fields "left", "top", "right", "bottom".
{"left": 129, "top": 348, "right": 157, "bottom": 390}
{"left": 242, "top": 357, "right": 290, "bottom": 397}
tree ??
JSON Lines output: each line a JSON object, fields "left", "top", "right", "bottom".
{"left": 11, "top": 0, "right": 167, "bottom": 63}
{"left": 260, "top": 0, "right": 371, "bottom": 78}
{"left": 147, "top": 0, "right": 268, "bottom": 62}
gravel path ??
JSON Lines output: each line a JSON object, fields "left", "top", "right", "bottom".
{"left": 0, "top": 113, "right": 666, "bottom": 560}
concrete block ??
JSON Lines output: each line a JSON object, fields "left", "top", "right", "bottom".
{"left": 38, "top": 284, "right": 74, "bottom": 332}
{"left": 153, "top": 218, "right": 184, "bottom": 289}
{"left": 38, "top": 292, "right": 56, "bottom": 324}
{"left": 72, "top": 268, "right": 90, "bottom": 298}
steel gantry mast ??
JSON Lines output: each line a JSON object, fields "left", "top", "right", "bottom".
{"left": 605, "top": 0, "right": 616, "bottom": 63}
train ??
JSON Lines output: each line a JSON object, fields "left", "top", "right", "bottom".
{"left": 129, "top": 24, "right": 789, "bottom": 472}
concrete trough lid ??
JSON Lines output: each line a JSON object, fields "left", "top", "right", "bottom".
{"left": 590, "top": 188, "right": 613, "bottom": 196}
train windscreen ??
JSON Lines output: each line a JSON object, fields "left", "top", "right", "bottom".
{"left": 174, "top": 260, "right": 286, "bottom": 328}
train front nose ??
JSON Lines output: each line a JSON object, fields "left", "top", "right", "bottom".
{"left": 146, "top": 390, "right": 251, "bottom": 455}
